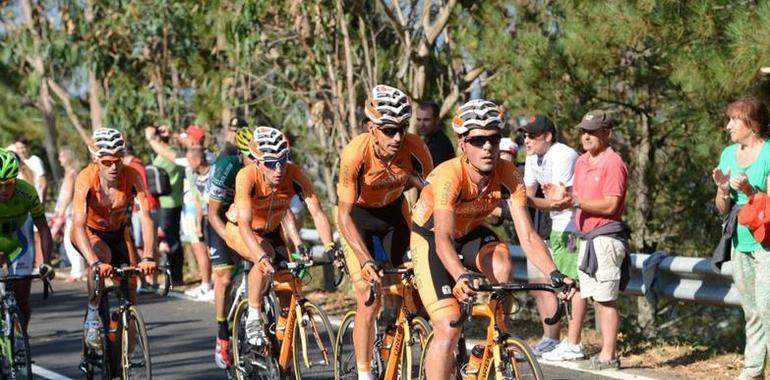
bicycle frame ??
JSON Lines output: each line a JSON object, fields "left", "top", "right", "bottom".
{"left": 0, "top": 273, "right": 50, "bottom": 373}
{"left": 272, "top": 265, "right": 330, "bottom": 373}
{"left": 449, "top": 280, "right": 570, "bottom": 380}
{"left": 359, "top": 267, "right": 428, "bottom": 380}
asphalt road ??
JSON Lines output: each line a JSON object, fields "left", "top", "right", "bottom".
{"left": 25, "top": 278, "right": 644, "bottom": 380}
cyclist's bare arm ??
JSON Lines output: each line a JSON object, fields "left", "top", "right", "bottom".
{"left": 433, "top": 209, "right": 467, "bottom": 280}
{"left": 509, "top": 199, "right": 557, "bottom": 276}
{"left": 32, "top": 216, "right": 53, "bottom": 264}
{"left": 337, "top": 201, "right": 373, "bottom": 264}
{"left": 207, "top": 200, "right": 228, "bottom": 240}
{"left": 236, "top": 204, "right": 268, "bottom": 263}
{"left": 280, "top": 210, "right": 303, "bottom": 249}
{"left": 133, "top": 175, "right": 156, "bottom": 260}
{"left": 71, "top": 210, "right": 98, "bottom": 265}
{"left": 304, "top": 194, "right": 334, "bottom": 248}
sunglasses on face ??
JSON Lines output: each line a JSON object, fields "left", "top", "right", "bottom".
{"left": 0, "top": 178, "right": 15, "bottom": 187}
{"left": 99, "top": 158, "right": 122, "bottom": 167}
{"left": 465, "top": 134, "right": 502, "bottom": 148}
{"left": 521, "top": 132, "right": 544, "bottom": 140}
{"left": 378, "top": 125, "right": 407, "bottom": 137}
{"left": 262, "top": 157, "right": 288, "bottom": 170}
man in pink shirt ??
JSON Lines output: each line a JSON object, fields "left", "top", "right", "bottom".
{"left": 556, "top": 109, "right": 629, "bottom": 370}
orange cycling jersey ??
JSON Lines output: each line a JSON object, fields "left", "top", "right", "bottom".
{"left": 72, "top": 164, "right": 150, "bottom": 232}
{"left": 412, "top": 157, "right": 526, "bottom": 238}
{"left": 231, "top": 162, "right": 315, "bottom": 232}
{"left": 337, "top": 132, "right": 433, "bottom": 208}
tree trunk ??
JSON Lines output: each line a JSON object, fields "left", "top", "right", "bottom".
{"left": 631, "top": 113, "right": 652, "bottom": 251}
{"left": 88, "top": 70, "right": 103, "bottom": 130}
{"left": 39, "top": 80, "right": 62, "bottom": 182}
{"left": 336, "top": 0, "right": 358, "bottom": 134}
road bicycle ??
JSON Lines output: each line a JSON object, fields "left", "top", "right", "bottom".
{"left": 419, "top": 274, "right": 571, "bottom": 380}
{"left": 334, "top": 265, "right": 431, "bottom": 380}
{"left": 79, "top": 266, "right": 171, "bottom": 380}
{"left": 0, "top": 272, "right": 52, "bottom": 380}
{"left": 231, "top": 256, "right": 337, "bottom": 379}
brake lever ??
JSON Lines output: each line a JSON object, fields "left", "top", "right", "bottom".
{"left": 365, "top": 281, "right": 379, "bottom": 307}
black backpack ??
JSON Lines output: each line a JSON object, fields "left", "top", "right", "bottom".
{"left": 145, "top": 165, "right": 172, "bottom": 196}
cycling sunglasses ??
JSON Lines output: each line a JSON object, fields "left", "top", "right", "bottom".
{"left": 465, "top": 134, "right": 502, "bottom": 148}
{"left": 262, "top": 157, "right": 288, "bottom": 170}
{"left": 378, "top": 125, "right": 406, "bottom": 137}
{"left": 98, "top": 158, "right": 122, "bottom": 167}
{"left": 0, "top": 178, "right": 15, "bottom": 186}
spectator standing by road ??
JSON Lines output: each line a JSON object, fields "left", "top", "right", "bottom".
{"left": 516, "top": 115, "right": 586, "bottom": 360}
{"left": 416, "top": 101, "right": 455, "bottom": 166}
{"left": 11, "top": 138, "right": 48, "bottom": 269}
{"left": 712, "top": 98, "right": 770, "bottom": 380}
{"left": 554, "top": 110, "right": 629, "bottom": 370}
{"left": 145, "top": 125, "right": 185, "bottom": 286}
{"left": 50, "top": 147, "right": 83, "bottom": 282}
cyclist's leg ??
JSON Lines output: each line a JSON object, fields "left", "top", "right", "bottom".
{"left": 208, "top": 221, "right": 235, "bottom": 338}
{"left": 119, "top": 227, "right": 138, "bottom": 304}
{"left": 460, "top": 226, "right": 510, "bottom": 284}
{"left": 411, "top": 229, "right": 462, "bottom": 379}
{"left": 10, "top": 217, "right": 35, "bottom": 331}
{"left": 82, "top": 228, "right": 115, "bottom": 307}
{"left": 262, "top": 229, "right": 292, "bottom": 310}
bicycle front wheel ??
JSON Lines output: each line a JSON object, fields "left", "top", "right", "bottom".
{"left": 292, "top": 300, "right": 335, "bottom": 379}
{"left": 121, "top": 306, "right": 151, "bottom": 379}
{"left": 333, "top": 311, "right": 357, "bottom": 380}
{"left": 498, "top": 336, "right": 544, "bottom": 380}
{"left": 401, "top": 316, "right": 431, "bottom": 380}
{"left": 8, "top": 306, "right": 31, "bottom": 379}
{"left": 232, "top": 299, "right": 281, "bottom": 380}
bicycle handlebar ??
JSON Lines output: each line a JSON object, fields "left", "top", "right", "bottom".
{"left": 364, "top": 267, "right": 413, "bottom": 306}
{"left": 0, "top": 273, "right": 54, "bottom": 299}
{"left": 93, "top": 265, "right": 172, "bottom": 297}
{"left": 449, "top": 279, "right": 573, "bottom": 328}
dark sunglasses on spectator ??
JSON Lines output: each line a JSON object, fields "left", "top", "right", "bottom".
{"left": 378, "top": 125, "right": 406, "bottom": 137}
{"left": 465, "top": 134, "right": 502, "bottom": 148}
{"left": 262, "top": 157, "right": 288, "bottom": 170}
{"left": 521, "top": 132, "right": 544, "bottom": 140}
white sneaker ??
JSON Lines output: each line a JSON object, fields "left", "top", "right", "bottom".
{"left": 531, "top": 337, "right": 560, "bottom": 357}
{"left": 196, "top": 288, "right": 215, "bottom": 302}
{"left": 184, "top": 284, "right": 205, "bottom": 298}
{"left": 541, "top": 340, "right": 585, "bottom": 361}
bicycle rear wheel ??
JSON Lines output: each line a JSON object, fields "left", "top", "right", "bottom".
{"left": 231, "top": 299, "right": 281, "bottom": 380}
{"left": 401, "top": 316, "right": 431, "bottom": 380}
{"left": 8, "top": 306, "right": 31, "bottom": 379}
{"left": 498, "top": 336, "right": 544, "bottom": 380}
{"left": 120, "top": 306, "right": 151, "bottom": 379}
{"left": 292, "top": 300, "right": 335, "bottom": 379}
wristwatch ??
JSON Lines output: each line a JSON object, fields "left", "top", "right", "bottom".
{"left": 572, "top": 197, "right": 581, "bottom": 210}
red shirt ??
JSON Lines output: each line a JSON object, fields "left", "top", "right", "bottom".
{"left": 573, "top": 147, "right": 628, "bottom": 233}
{"left": 125, "top": 156, "right": 160, "bottom": 210}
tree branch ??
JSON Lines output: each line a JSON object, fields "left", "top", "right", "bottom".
{"left": 47, "top": 79, "right": 91, "bottom": 145}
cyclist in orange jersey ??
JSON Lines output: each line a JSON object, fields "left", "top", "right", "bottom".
{"left": 70, "top": 128, "right": 157, "bottom": 351}
{"left": 225, "top": 126, "right": 336, "bottom": 347}
{"left": 410, "top": 100, "right": 575, "bottom": 379}
{"left": 337, "top": 84, "right": 433, "bottom": 379}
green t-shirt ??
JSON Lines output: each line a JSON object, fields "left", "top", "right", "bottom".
{"left": 0, "top": 179, "right": 44, "bottom": 258}
{"left": 153, "top": 155, "right": 184, "bottom": 208}
{"left": 718, "top": 142, "right": 770, "bottom": 252}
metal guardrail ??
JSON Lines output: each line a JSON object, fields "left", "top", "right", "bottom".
{"left": 300, "top": 228, "right": 740, "bottom": 307}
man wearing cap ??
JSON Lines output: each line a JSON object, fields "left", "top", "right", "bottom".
{"left": 555, "top": 109, "right": 629, "bottom": 370}
{"left": 516, "top": 115, "right": 586, "bottom": 361}
{"left": 416, "top": 101, "right": 455, "bottom": 166}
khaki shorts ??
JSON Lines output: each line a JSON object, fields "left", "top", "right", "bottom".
{"left": 577, "top": 236, "right": 627, "bottom": 302}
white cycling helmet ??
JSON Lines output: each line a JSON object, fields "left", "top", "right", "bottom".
{"left": 451, "top": 99, "right": 504, "bottom": 135}
{"left": 89, "top": 128, "right": 126, "bottom": 159}
{"left": 364, "top": 84, "right": 412, "bottom": 126}
{"left": 250, "top": 126, "right": 290, "bottom": 161}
